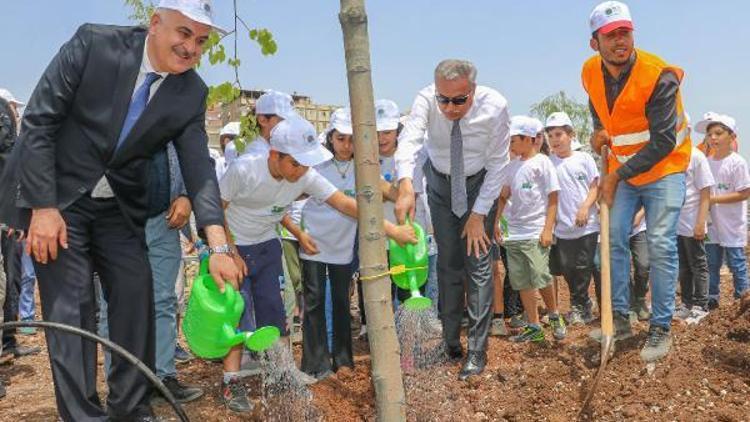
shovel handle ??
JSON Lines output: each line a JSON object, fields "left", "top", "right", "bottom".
{"left": 599, "top": 145, "right": 614, "bottom": 337}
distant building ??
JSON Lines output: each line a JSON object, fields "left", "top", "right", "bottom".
{"left": 205, "top": 89, "right": 339, "bottom": 147}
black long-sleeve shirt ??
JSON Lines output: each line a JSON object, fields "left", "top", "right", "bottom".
{"left": 589, "top": 53, "right": 681, "bottom": 180}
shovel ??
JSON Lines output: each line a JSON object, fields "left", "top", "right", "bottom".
{"left": 580, "top": 145, "right": 615, "bottom": 415}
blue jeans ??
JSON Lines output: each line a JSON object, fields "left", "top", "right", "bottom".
{"left": 19, "top": 246, "right": 37, "bottom": 320}
{"left": 609, "top": 173, "right": 685, "bottom": 329}
{"left": 98, "top": 212, "right": 181, "bottom": 379}
{"left": 706, "top": 244, "right": 749, "bottom": 300}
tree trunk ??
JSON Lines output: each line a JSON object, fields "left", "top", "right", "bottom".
{"left": 338, "top": 1, "right": 406, "bottom": 421}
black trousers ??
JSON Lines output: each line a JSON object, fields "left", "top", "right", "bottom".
{"left": 677, "top": 235, "right": 709, "bottom": 309}
{"left": 34, "top": 197, "right": 154, "bottom": 421}
{"left": 553, "top": 232, "right": 599, "bottom": 310}
{"left": 301, "top": 259, "right": 354, "bottom": 375}
{"left": 1, "top": 233, "right": 21, "bottom": 348}
{"left": 496, "top": 245, "right": 523, "bottom": 317}
{"left": 425, "top": 162, "right": 496, "bottom": 352}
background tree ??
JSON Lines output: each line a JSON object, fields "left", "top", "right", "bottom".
{"left": 530, "top": 91, "right": 593, "bottom": 152}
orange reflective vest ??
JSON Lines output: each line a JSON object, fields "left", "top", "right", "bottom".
{"left": 582, "top": 49, "right": 691, "bottom": 185}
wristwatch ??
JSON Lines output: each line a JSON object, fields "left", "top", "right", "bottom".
{"left": 208, "top": 244, "right": 234, "bottom": 256}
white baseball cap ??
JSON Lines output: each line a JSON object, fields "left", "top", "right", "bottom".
{"left": 157, "top": 0, "right": 227, "bottom": 34}
{"left": 0, "top": 88, "right": 24, "bottom": 107}
{"left": 545, "top": 111, "right": 574, "bottom": 129}
{"left": 329, "top": 108, "right": 353, "bottom": 135}
{"left": 695, "top": 113, "right": 737, "bottom": 134}
{"left": 510, "top": 115, "right": 539, "bottom": 138}
{"left": 255, "top": 90, "right": 296, "bottom": 119}
{"left": 375, "top": 99, "right": 400, "bottom": 132}
{"left": 219, "top": 121, "right": 240, "bottom": 137}
{"left": 270, "top": 114, "right": 332, "bottom": 167}
{"left": 590, "top": 1, "right": 633, "bottom": 35}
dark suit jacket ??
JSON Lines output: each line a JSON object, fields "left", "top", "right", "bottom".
{"left": 0, "top": 24, "right": 224, "bottom": 234}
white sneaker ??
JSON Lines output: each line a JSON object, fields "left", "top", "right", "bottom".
{"left": 358, "top": 324, "right": 367, "bottom": 339}
{"left": 685, "top": 306, "right": 709, "bottom": 325}
{"left": 674, "top": 304, "right": 692, "bottom": 320}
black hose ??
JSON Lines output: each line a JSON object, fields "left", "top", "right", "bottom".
{"left": 0, "top": 320, "right": 189, "bottom": 422}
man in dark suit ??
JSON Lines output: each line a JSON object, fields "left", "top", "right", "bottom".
{"left": 0, "top": 2, "right": 242, "bottom": 420}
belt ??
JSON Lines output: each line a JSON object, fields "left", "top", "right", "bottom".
{"left": 429, "top": 162, "right": 486, "bottom": 182}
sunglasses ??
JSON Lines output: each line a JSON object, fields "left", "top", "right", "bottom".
{"left": 435, "top": 93, "right": 470, "bottom": 106}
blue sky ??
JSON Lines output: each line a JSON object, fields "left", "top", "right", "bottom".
{"left": 4, "top": 1, "right": 750, "bottom": 159}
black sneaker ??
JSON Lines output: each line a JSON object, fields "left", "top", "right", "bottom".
{"left": 155, "top": 376, "right": 203, "bottom": 404}
{"left": 0, "top": 379, "right": 6, "bottom": 399}
{"left": 589, "top": 312, "right": 633, "bottom": 342}
{"left": 174, "top": 344, "right": 193, "bottom": 363}
{"left": 222, "top": 379, "right": 252, "bottom": 413}
{"left": 445, "top": 345, "right": 463, "bottom": 362}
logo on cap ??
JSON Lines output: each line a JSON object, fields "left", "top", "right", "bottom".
{"left": 377, "top": 108, "right": 385, "bottom": 117}
{"left": 306, "top": 135, "right": 316, "bottom": 144}
{"left": 203, "top": 2, "right": 211, "bottom": 13}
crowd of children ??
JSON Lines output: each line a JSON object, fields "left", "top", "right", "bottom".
{"left": 206, "top": 88, "right": 750, "bottom": 413}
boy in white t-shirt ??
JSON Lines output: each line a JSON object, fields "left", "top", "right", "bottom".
{"left": 496, "top": 116, "right": 566, "bottom": 342}
{"left": 695, "top": 114, "right": 750, "bottom": 309}
{"left": 545, "top": 112, "right": 600, "bottom": 325}
{"left": 673, "top": 146, "right": 714, "bottom": 320}
{"left": 217, "top": 115, "right": 416, "bottom": 412}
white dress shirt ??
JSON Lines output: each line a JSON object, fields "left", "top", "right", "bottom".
{"left": 395, "top": 84, "right": 510, "bottom": 215}
{"left": 91, "top": 38, "right": 169, "bottom": 198}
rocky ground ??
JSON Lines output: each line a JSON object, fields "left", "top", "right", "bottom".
{"left": 1, "top": 268, "right": 749, "bottom": 421}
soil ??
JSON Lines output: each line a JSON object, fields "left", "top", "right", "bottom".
{"left": 1, "top": 266, "right": 749, "bottom": 421}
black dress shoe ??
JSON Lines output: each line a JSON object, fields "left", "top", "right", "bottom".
{"left": 153, "top": 376, "right": 204, "bottom": 404}
{"left": 458, "top": 351, "right": 486, "bottom": 381}
{"left": 446, "top": 345, "right": 463, "bottom": 362}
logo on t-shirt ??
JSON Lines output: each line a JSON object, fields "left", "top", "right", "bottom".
{"left": 576, "top": 172, "right": 587, "bottom": 182}
{"left": 271, "top": 205, "right": 286, "bottom": 214}
{"left": 344, "top": 189, "right": 356, "bottom": 198}
{"left": 717, "top": 182, "right": 730, "bottom": 191}
{"left": 521, "top": 181, "right": 534, "bottom": 190}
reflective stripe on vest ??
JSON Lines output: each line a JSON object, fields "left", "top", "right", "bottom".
{"left": 613, "top": 124, "right": 690, "bottom": 164}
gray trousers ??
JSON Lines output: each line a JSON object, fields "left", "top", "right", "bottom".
{"left": 629, "top": 230, "right": 650, "bottom": 303}
{"left": 425, "top": 162, "right": 496, "bottom": 352}
{"left": 0, "top": 239, "right": 5, "bottom": 357}
{"left": 677, "top": 235, "right": 709, "bottom": 309}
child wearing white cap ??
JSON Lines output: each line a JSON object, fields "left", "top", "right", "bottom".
{"left": 545, "top": 112, "right": 600, "bottom": 325}
{"left": 496, "top": 116, "right": 566, "bottom": 342}
{"left": 299, "top": 107, "right": 358, "bottom": 379}
{"left": 695, "top": 114, "right": 750, "bottom": 309}
{"left": 672, "top": 142, "right": 714, "bottom": 322}
{"left": 218, "top": 114, "right": 415, "bottom": 403}
{"left": 245, "top": 90, "right": 297, "bottom": 158}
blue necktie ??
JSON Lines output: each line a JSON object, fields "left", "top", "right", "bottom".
{"left": 116, "top": 72, "right": 161, "bottom": 151}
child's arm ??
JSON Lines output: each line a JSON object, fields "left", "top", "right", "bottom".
{"left": 710, "top": 188, "right": 750, "bottom": 205}
{"left": 325, "top": 191, "right": 417, "bottom": 245}
{"left": 694, "top": 186, "right": 711, "bottom": 240}
{"left": 540, "top": 191, "right": 558, "bottom": 247}
{"left": 576, "top": 179, "right": 599, "bottom": 227}
{"left": 280, "top": 214, "right": 319, "bottom": 255}
{"left": 494, "top": 185, "right": 510, "bottom": 242}
{"left": 381, "top": 179, "right": 399, "bottom": 203}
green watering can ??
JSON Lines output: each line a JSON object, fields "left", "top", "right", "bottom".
{"left": 183, "top": 262, "right": 280, "bottom": 359}
{"left": 388, "top": 217, "right": 432, "bottom": 311}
